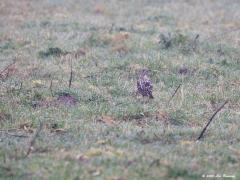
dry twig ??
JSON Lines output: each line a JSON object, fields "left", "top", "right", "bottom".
{"left": 197, "top": 100, "right": 228, "bottom": 140}
{"left": 68, "top": 59, "right": 73, "bottom": 89}
{"left": 49, "top": 80, "right": 54, "bottom": 97}
{"left": 167, "top": 84, "right": 182, "bottom": 104}
{"left": 4, "top": 132, "right": 29, "bottom": 138}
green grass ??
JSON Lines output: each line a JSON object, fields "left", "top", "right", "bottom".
{"left": 0, "top": 0, "right": 240, "bottom": 179}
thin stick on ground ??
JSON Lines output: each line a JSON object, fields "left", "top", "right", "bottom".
{"left": 0, "top": 128, "right": 19, "bottom": 132}
{"left": 197, "top": 100, "right": 228, "bottom": 140}
{"left": 68, "top": 58, "right": 73, "bottom": 89}
{"left": 0, "top": 129, "right": 29, "bottom": 138}
{"left": 49, "top": 80, "right": 54, "bottom": 97}
{"left": 25, "top": 122, "right": 43, "bottom": 157}
{"left": 167, "top": 84, "right": 182, "bottom": 104}
{"left": 4, "top": 132, "right": 29, "bottom": 138}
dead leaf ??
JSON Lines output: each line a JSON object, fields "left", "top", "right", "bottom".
{"left": 97, "top": 116, "right": 116, "bottom": 125}
{"left": 128, "top": 64, "right": 143, "bottom": 72}
{"left": 102, "top": 32, "right": 130, "bottom": 45}
{"left": 89, "top": 168, "right": 101, "bottom": 176}
{"left": 50, "top": 128, "right": 67, "bottom": 134}
{"left": 155, "top": 110, "right": 170, "bottom": 123}
{"left": 77, "top": 155, "right": 89, "bottom": 163}
{"left": 32, "top": 80, "right": 44, "bottom": 87}
{"left": 180, "top": 140, "right": 194, "bottom": 146}
{"left": 52, "top": 149, "right": 76, "bottom": 161}
{"left": 105, "top": 146, "right": 125, "bottom": 157}
{"left": 19, "top": 122, "right": 34, "bottom": 133}
{"left": 85, "top": 148, "right": 102, "bottom": 157}
{"left": 96, "top": 139, "right": 109, "bottom": 145}
{"left": 112, "top": 45, "right": 129, "bottom": 54}
{"left": 230, "top": 80, "right": 240, "bottom": 87}
{"left": 112, "top": 32, "right": 129, "bottom": 43}
{"left": 84, "top": 146, "right": 124, "bottom": 158}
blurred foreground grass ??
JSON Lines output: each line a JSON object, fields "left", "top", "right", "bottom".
{"left": 0, "top": 0, "right": 240, "bottom": 179}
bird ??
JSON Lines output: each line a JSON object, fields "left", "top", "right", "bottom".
{"left": 137, "top": 68, "right": 154, "bottom": 99}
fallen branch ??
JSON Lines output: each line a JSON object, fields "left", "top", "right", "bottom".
{"left": 4, "top": 132, "right": 29, "bottom": 138}
{"left": 25, "top": 122, "right": 43, "bottom": 157}
{"left": 0, "top": 128, "right": 19, "bottom": 132}
{"left": 197, "top": 100, "right": 228, "bottom": 140}
{"left": 167, "top": 84, "right": 182, "bottom": 104}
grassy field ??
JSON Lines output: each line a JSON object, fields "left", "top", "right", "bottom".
{"left": 0, "top": 0, "right": 240, "bottom": 179}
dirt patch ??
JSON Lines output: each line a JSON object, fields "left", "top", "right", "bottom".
{"left": 32, "top": 93, "right": 78, "bottom": 108}
{"left": 56, "top": 93, "right": 78, "bottom": 106}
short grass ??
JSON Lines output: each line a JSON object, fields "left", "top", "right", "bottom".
{"left": 0, "top": 0, "right": 240, "bottom": 179}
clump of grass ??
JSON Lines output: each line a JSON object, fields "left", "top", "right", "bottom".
{"left": 55, "top": 89, "right": 78, "bottom": 98}
{"left": 159, "top": 32, "right": 199, "bottom": 54}
{"left": 159, "top": 32, "right": 188, "bottom": 49}
{"left": 20, "top": 90, "right": 44, "bottom": 107}
{"left": 0, "top": 40, "right": 16, "bottom": 51}
{"left": 83, "top": 33, "right": 109, "bottom": 47}
{"left": 38, "top": 47, "right": 68, "bottom": 58}
{"left": 169, "top": 110, "right": 188, "bottom": 126}
{"left": 167, "top": 166, "right": 200, "bottom": 179}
